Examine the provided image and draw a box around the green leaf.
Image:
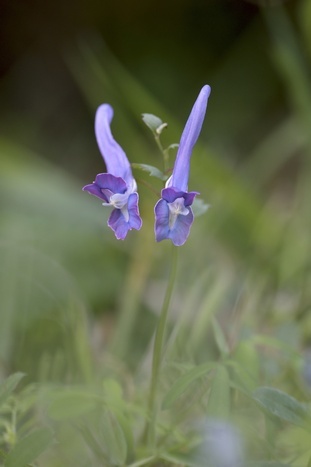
[231,341,260,391]
[166,143,179,152]
[141,113,167,134]
[252,387,310,427]
[160,452,201,467]
[207,365,231,418]
[132,163,166,180]
[211,317,229,357]
[101,410,127,466]
[192,198,210,217]
[103,378,123,403]
[127,457,156,467]
[48,390,97,420]
[102,379,134,458]
[5,428,53,467]
[248,463,291,466]
[162,362,215,409]
[0,373,25,408]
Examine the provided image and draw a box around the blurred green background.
[2,0,311,464]
[1,0,311,396]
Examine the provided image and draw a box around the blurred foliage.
[1,0,311,464]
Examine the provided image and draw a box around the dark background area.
[1,0,283,178]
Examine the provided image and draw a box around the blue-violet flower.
[83,104,142,240]
[154,85,211,246]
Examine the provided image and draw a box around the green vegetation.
[1,1,311,465]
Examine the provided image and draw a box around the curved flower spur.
[154,85,211,246]
[83,104,142,240]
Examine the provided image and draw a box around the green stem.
[154,135,169,174]
[146,245,178,446]
[135,177,161,198]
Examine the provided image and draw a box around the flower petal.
[162,187,185,204]
[127,193,143,230]
[155,197,194,246]
[162,187,198,206]
[82,182,108,202]
[83,173,128,203]
[154,199,170,242]
[108,193,142,240]
[169,208,194,246]
[171,85,211,191]
[95,104,133,184]
[95,173,127,194]
[108,209,131,240]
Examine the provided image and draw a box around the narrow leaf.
[5,428,53,467]
[162,362,215,409]
[160,452,200,467]
[231,341,260,391]
[112,410,134,462]
[0,373,25,408]
[128,457,156,467]
[103,379,134,459]
[141,113,167,134]
[48,391,97,420]
[101,410,127,465]
[192,198,210,217]
[211,317,229,357]
[132,163,165,180]
[103,378,123,403]
[166,143,179,152]
[252,386,310,427]
[207,365,231,418]
[248,463,291,466]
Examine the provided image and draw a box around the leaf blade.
[162,362,215,409]
[0,373,25,408]
[132,163,166,180]
[207,365,231,418]
[252,386,310,427]
[5,428,53,467]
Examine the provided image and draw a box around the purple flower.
[154,85,211,246]
[83,104,142,240]
[196,419,244,467]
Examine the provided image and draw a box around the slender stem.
[146,245,178,446]
[154,135,170,174]
[135,177,161,198]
